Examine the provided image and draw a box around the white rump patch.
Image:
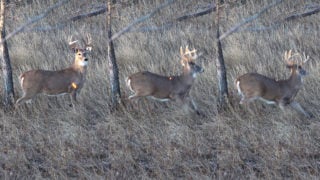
[236,81,242,96]
[126,78,134,92]
[20,77,24,87]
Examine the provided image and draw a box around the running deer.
[235,50,312,118]
[15,35,92,108]
[126,46,204,114]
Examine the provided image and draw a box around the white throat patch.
[79,61,88,66]
[192,72,197,78]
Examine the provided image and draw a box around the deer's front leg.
[290,101,313,119]
[189,98,202,116]
[68,82,79,108]
[174,94,201,116]
[190,99,197,110]
[70,90,78,106]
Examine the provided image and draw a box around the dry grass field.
[0,0,319,179]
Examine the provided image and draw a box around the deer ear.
[70,47,78,53]
[181,59,186,66]
[86,46,92,52]
[286,65,293,69]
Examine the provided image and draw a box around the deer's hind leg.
[15,91,36,108]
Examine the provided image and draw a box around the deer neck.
[180,68,195,85]
[71,62,87,74]
[286,70,303,90]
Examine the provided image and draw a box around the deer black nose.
[84,58,88,61]
[300,69,307,76]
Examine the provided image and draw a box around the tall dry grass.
[0,0,319,179]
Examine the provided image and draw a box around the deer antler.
[189,48,198,60]
[184,46,198,61]
[86,34,92,46]
[180,46,184,57]
[302,52,310,64]
[85,34,93,51]
[68,36,78,50]
[180,46,188,65]
[284,50,294,65]
[295,52,310,65]
[285,50,310,66]
[180,46,198,66]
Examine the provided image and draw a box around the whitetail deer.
[235,50,312,118]
[126,46,204,114]
[15,35,92,108]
